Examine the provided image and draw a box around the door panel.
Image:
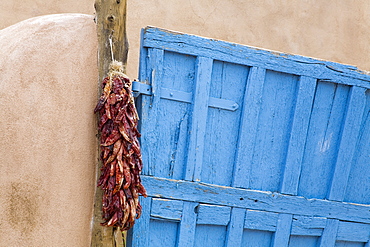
[129,27,370,247]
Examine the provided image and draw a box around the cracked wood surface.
[130,27,370,246]
[91,0,128,246]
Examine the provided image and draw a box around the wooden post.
[91,0,128,246]
[94,0,128,82]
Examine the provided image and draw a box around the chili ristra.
[94,61,147,231]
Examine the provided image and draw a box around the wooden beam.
[141,175,370,224]
[91,0,128,246]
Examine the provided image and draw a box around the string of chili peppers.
[94,60,147,231]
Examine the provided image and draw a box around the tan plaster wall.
[126,0,370,77]
[0,14,98,246]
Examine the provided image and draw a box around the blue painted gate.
[128,27,370,247]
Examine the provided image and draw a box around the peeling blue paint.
[129,27,370,247]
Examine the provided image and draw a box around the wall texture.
[125,0,370,77]
[0,14,98,246]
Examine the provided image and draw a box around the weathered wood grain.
[242,230,274,247]
[232,66,265,189]
[131,27,370,247]
[290,215,326,236]
[196,204,231,226]
[298,82,349,199]
[248,70,298,191]
[280,76,317,195]
[319,219,339,247]
[328,86,367,201]
[128,197,151,247]
[336,221,370,242]
[344,89,370,205]
[140,48,164,176]
[244,210,278,232]
[177,202,198,246]
[202,61,249,187]
[147,220,178,247]
[185,57,213,181]
[225,208,245,247]
[289,235,320,247]
[156,87,239,111]
[151,198,183,221]
[92,0,128,246]
[195,225,228,247]
[271,214,292,247]
[95,0,128,82]
[141,50,194,180]
[141,176,370,224]
[143,27,370,89]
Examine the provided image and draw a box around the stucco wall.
[0,14,98,246]
[126,0,370,77]
[1,0,370,77]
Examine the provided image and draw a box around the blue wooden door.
[128,27,370,247]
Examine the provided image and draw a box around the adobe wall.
[0,14,98,246]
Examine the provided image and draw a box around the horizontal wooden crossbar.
[141,175,370,224]
[142,27,370,89]
[161,88,239,111]
[132,81,239,111]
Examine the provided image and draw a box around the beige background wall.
[0,14,98,246]
[1,0,369,77]
[0,1,369,246]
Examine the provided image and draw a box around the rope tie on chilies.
[109,35,114,62]
[107,34,130,88]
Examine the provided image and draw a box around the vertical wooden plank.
[250,71,299,191]
[344,95,370,204]
[185,57,213,181]
[319,219,339,247]
[177,202,198,247]
[148,52,196,179]
[271,213,292,247]
[232,67,266,188]
[365,222,370,247]
[140,48,164,176]
[138,29,148,84]
[298,82,349,199]
[201,62,249,187]
[280,76,317,195]
[130,197,152,247]
[328,86,367,201]
[225,208,245,247]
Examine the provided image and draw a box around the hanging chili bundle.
[94,61,147,231]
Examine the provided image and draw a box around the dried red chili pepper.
[95,61,147,231]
